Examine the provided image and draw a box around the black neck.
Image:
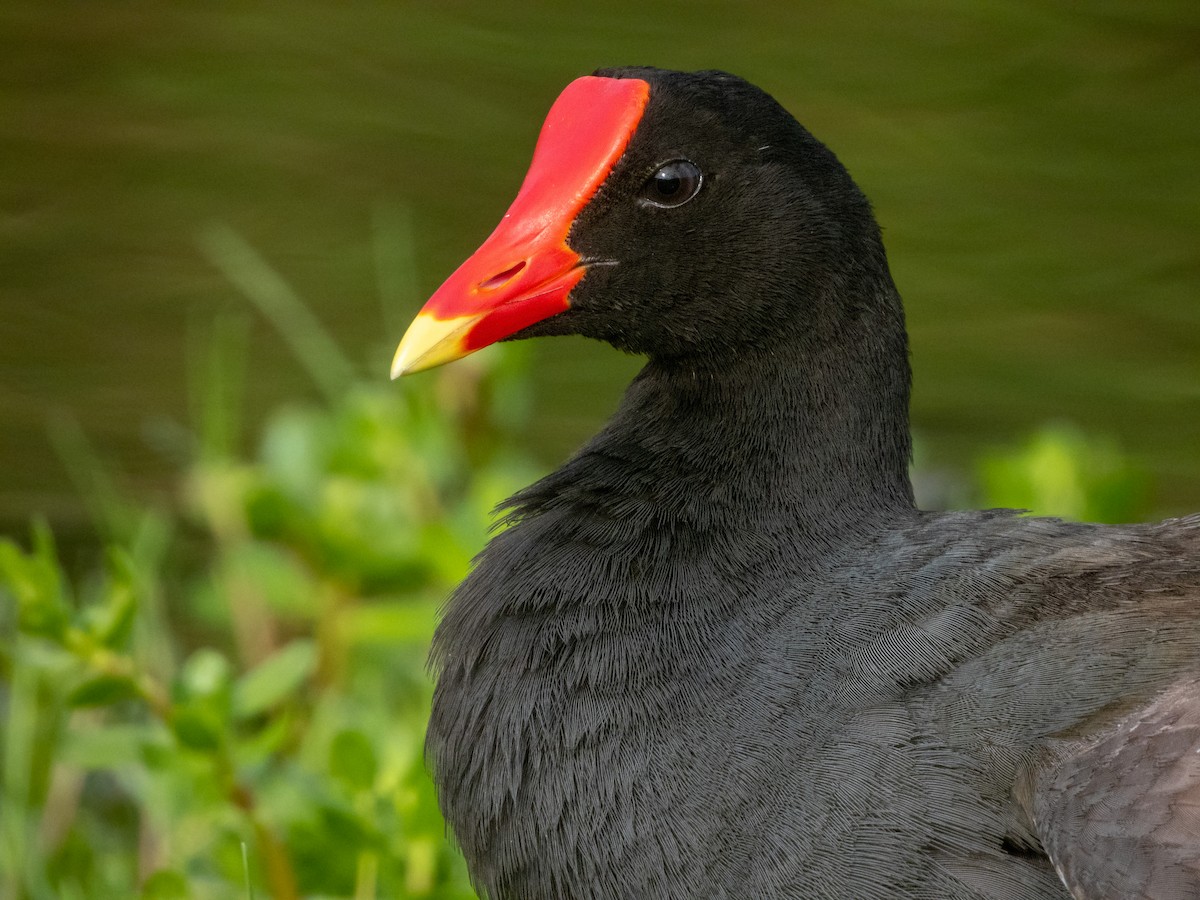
[508,294,916,552]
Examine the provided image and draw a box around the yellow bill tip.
[390,312,480,378]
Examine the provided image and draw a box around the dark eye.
[640,159,703,208]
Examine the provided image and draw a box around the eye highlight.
[639,160,703,208]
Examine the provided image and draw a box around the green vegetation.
[0,230,542,899]
[0,230,1151,898]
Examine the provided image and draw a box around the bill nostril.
[479,261,527,291]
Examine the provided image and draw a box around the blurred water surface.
[2,1,1198,537]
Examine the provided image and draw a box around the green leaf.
[178,648,234,702]
[235,704,294,761]
[171,704,223,754]
[0,526,70,641]
[60,723,160,769]
[340,599,441,646]
[232,639,318,719]
[318,800,374,849]
[140,869,191,900]
[95,547,138,649]
[139,735,176,771]
[329,728,377,792]
[67,673,140,708]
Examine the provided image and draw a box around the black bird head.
[392,66,904,375]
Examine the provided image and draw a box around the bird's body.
[395,68,1200,898]
[430,371,1200,900]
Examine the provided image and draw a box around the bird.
[391,67,1200,900]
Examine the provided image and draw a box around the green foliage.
[0,228,544,899]
[977,423,1149,522]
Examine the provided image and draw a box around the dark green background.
[3,1,1198,535]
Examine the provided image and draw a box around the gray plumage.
[421,68,1200,899]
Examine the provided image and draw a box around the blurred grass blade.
[199,223,357,401]
[242,841,255,900]
[188,310,251,462]
[2,644,57,899]
[47,414,138,542]
[372,200,421,349]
